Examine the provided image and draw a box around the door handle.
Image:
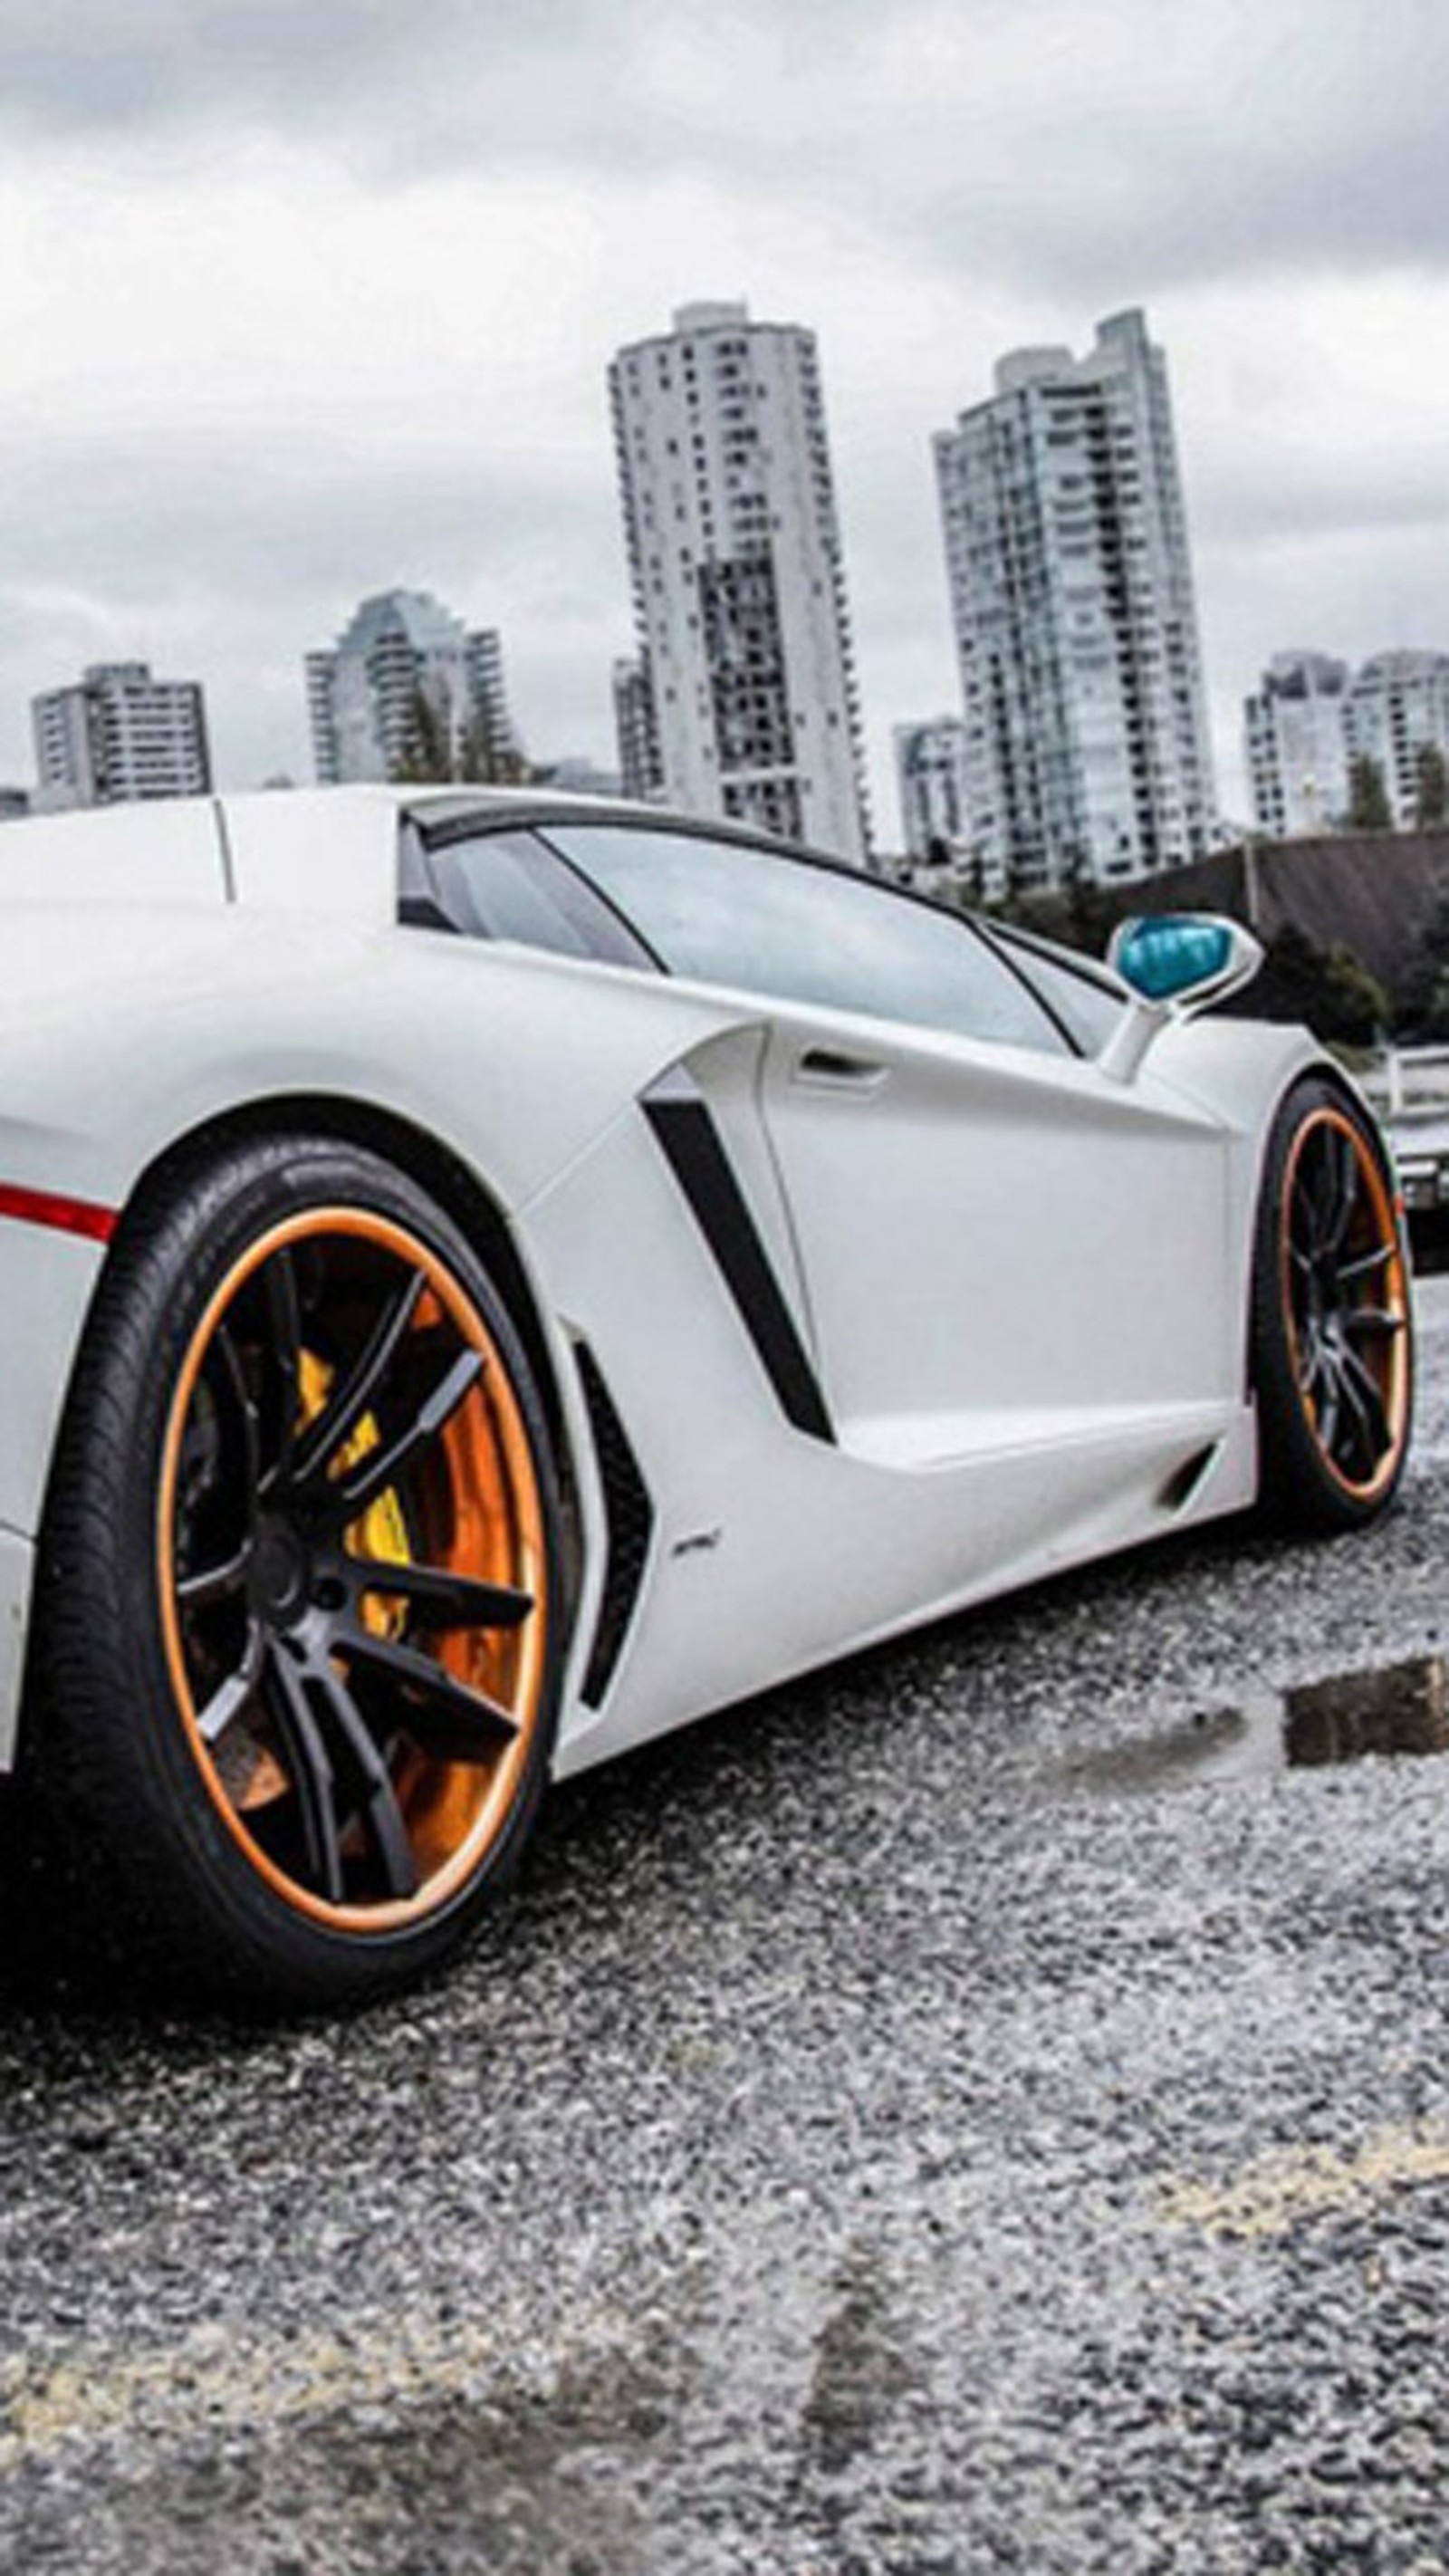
[793,1047,888,1092]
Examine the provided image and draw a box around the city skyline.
[14,560,1449,860]
[0,3,1444,831]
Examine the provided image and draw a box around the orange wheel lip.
[1278,1107,1411,1504]
[157,1206,549,1937]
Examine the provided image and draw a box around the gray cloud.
[5,1,1447,299]
[0,2,573,139]
[1,0,1447,830]
[1193,464,1449,552]
[0,431,611,605]
[973,76,1449,299]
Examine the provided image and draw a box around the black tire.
[23,1133,563,2013]
[1251,1076,1413,1533]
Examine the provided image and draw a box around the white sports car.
[0,788,1413,2008]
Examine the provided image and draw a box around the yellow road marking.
[1156,2120,1449,2241]
[0,2302,605,2469]
[9,2121,1449,2465]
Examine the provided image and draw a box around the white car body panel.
[0,797,227,905]
[523,1109,1259,1774]
[0,786,1345,1774]
[759,1009,1235,1456]
[221,785,398,923]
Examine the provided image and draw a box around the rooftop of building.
[672,299,750,332]
[613,300,811,362]
[331,590,471,658]
[1353,649,1449,687]
[989,308,1153,399]
[1259,651,1350,698]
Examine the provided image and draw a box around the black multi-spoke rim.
[1281,1110,1410,1499]
[158,1210,548,1929]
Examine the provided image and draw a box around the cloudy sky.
[0,0,1445,833]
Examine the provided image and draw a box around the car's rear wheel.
[25,1134,561,2011]
[1252,1078,1412,1532]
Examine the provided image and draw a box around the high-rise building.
[307,589,515,784]
[1243,652,1350,838]
[609,300,868,862]
[894,716,970,860]
[611,656,662,803]
[1343,651,1449,827]
[934,309,1215,889]
[32,662,212,809]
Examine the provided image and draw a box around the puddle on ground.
[1062,1655,1449,1800]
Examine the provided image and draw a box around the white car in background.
[0,788,1414,2008]
[1367,1044,1449,1234]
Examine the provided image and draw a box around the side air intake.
[574,1343,655,1709]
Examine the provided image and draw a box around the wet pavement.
[1058,1652,1449,1798]
[2,1282,1449,2569]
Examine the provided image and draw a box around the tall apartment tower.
[1244,651,1350,838]
[934,309,1215,889]
[609,300,869,862]
[1343,651,1449,826]
[307,588,515,784]
[32,661,212,808]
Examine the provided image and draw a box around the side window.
[987,928,1125,1053]
[412,829,654,970]
[543,824,1068,1053]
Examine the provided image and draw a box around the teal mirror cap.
[1112,915,1233,1004]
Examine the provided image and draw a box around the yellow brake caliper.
[298,1350,410,1639]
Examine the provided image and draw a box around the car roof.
[0,783,804,924]
[220,784,854,924]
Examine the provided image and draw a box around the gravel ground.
[2,1283,1448,2571]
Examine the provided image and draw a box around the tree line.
[1346,743,1448,834]
[389,684,531,787]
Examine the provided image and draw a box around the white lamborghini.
[0,787,1413,2007]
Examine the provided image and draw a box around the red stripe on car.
[0,1183,117,1243]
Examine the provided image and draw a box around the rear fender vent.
[574,1342,655,1710]
[1157,1444,1219,1515]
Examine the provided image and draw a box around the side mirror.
[1099,913,1263,1082]
[1108,913,1262,1011]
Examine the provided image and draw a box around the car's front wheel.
[1252,1077,1413,1532]
[26,1133,562,2011]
